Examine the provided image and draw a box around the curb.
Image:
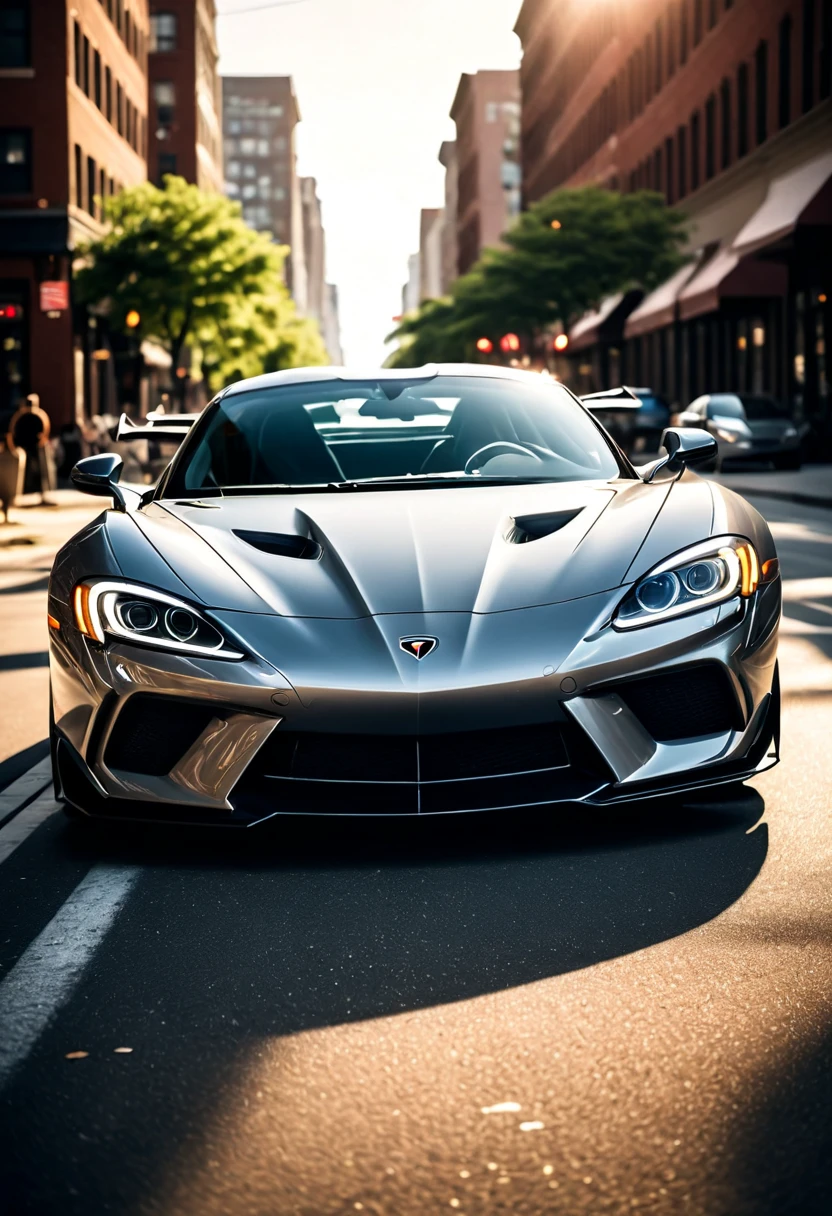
[721,487,832,510]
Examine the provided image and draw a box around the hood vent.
[233,530,322,560]
[506,508,583,545]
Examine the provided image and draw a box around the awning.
[568,289,643,351]
[732,148,832,257]
[677,244,786,321]
[624,256,703,339]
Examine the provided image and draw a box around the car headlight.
[614,538,774,630]
[72,580,244,659]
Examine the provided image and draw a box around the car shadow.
[0,783,769,1216]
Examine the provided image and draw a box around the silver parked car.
[49,365,781,825]
[677,392,802,471]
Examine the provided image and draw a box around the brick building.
[515,0,832,444]
[450,70,522,275]
[0,0,149,428]
[148,0,222,191]
[222,76,307,309]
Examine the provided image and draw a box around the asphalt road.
[0,489,830,1216]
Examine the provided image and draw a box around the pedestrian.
[6,393,55,506]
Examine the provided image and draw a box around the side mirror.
[643,427,717,483]
[70,453,127,511]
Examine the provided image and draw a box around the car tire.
[774,454,801,471]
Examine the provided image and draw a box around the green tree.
[387,187,689,366]
[75,176,326,391]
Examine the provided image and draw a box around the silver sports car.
[48,365,781,825]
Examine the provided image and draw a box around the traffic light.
[499,333,520,353]
[476,337,493,353]
[125,309,141,328]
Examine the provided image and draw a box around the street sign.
[39,281,69,312]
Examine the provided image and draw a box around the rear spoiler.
[116,412,200,442]
[580,386,641,409]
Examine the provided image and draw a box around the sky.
[216,0,523,365]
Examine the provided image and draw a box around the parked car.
[581,386,671,457]
[676,393,802,471]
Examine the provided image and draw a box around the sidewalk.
[707,465,832,509]
[0,490,104,552]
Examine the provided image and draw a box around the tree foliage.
[75,176,329,390]
[387,187,689,367]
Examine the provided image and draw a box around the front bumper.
[49,579,780,823]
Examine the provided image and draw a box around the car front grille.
[232,721,611,816]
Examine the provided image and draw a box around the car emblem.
[400,636,438,660]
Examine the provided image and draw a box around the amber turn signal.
[736,543,760,596]
[47,613,60,631]
[73,584,95,636]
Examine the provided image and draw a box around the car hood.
[128,476,714,618]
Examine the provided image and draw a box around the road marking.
[0,757,52,829]
[0,863,139,1088]
[0,789,63,865]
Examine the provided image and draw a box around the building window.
[737,61,749,157]
[86,155,96,216]
[0,129,31,194]
[105,66,112,121]
[73,20,82,88]
[690,110,701,190]
[655,18,663,91]
[680,0,689,64]
[667,3,676,77]
[653,146,663,193]
[0,1,30,68]
[153,81,175,126]
[693,0,703,45]
[677,124,687,198]
[74,144,83,208]
[705,94,716,179]
[150,12,177,52]
[157,152,177,183]
[99,166,106,207]
[82,35,90,96]
[821,0,831,99]
[779,16,792,128]
[708,0,717,28]
[802,0,815,112]
[720,77,731,168]
[755,40,768,144]
[93,50,102,109]
[665,135,675,202]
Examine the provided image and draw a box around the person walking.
[6,393,54,506]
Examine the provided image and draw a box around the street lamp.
[554,333,569,351]
[476,337,493,353]
[125,309,141,329]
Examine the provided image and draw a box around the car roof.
[221,363,552,398]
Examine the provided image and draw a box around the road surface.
[0,489,830,1215]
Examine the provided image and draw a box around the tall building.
[515,0,832,444]
[323,282,343,365]
[300,176,325,327]
[148,1,223,191]
[401,252,421,316]
[450,69,522,275]
[438,140,459,293]
[0,0,149,428]
[418,207,443,300]
[222,76,307,309]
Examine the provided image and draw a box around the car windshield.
[709,393,790,421]
[168,374,623,493]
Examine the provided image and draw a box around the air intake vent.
[104,695,219,775]
[233,530,322,560]
[614,664,743,742]
[506,509,582,544]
